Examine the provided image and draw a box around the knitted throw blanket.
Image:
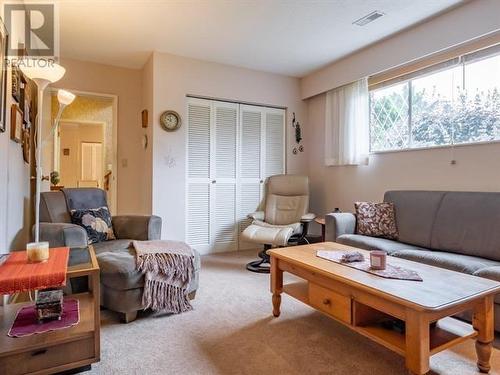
[133,240,194,314]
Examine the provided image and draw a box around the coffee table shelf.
[355,317,477,356]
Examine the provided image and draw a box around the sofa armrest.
[325,213,356,241]
[248,211,265,221]
[112,215,162,240]
[300,213,316,222]
[37,223,88,248]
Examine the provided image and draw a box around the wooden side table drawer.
[309,283,351,324]
[0,337,94,375]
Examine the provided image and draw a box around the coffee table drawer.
[309,283,351,323]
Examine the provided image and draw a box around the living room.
[0,0,500,374]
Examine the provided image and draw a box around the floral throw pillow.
[354,202,398,240]
[70,207,116,244]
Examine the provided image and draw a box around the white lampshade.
[19,60,66,84]
[57,89,76,105]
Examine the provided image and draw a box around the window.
[369,48,500,152]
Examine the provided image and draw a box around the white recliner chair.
[242,174,315,273]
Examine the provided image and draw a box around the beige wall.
[150,51,307,241]
[54,58,146,214]
[303,0,500,224]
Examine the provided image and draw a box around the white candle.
[26,242,50,263]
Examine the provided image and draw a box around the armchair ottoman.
[38,188,200,323]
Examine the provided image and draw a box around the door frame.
[49,88,118,213]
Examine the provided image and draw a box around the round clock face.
[160,111,181,132]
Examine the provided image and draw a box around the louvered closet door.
[187,98,212,254]
[263,107,285,178]
[213,101,238,252]
[238,104,264,249]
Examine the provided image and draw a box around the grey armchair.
[38,188,200,323]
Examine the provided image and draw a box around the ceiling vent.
[353,11,385,26]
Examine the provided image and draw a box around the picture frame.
[11,66,21,103]
[0,19,7,133]
[10,104,23,143]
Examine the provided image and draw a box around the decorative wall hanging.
[10,104,22,143]
[141,109,148,128]
[22,129,30,163]
[292,112,304,153]
[0,19,7,133]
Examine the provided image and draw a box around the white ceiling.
[59,0,464,77]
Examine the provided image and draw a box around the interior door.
[80,142,102,187]
[212,101,238,252]
[186,98,212,254]
[263,108,286,178]
[238,104,264,250]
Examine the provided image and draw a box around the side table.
[315,217,326,242]
[0,246,100,374]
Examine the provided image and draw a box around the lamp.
[19,59,66,256]
[51,89,75,182]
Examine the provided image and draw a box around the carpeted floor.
[89,250,500,374]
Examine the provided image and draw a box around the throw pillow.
[70,207,116,244]
[354,202,398,240]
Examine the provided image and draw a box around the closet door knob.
[211,180,216,184]
[260,180,263,183]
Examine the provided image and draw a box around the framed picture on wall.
[0,18,7,133]
[10,104,23,143]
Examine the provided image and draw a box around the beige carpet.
[89,250,500,374]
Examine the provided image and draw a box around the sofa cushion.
[354,202,398,240]
[473,267,500,304]
[96,241,201,291]
[430,192,500,261]
[391,249,500,275]
[336,234,427,255]
[70,207,116,244]
[384,191,445,248]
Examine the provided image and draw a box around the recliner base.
[246,248,271,273]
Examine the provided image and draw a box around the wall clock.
[160,110,181,132]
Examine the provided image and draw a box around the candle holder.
[26,242,50,263]
[370,250,387,270]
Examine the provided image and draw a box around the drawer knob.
[322,298,331,306]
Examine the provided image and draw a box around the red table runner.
[0,248,69,294]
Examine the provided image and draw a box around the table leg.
[473,295,494,373]
[270,256,283,317]
[405,309,430,375]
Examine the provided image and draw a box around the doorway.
[46,90,117,213]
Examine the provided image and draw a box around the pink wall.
[150,52,307,243]
[56,58,147,214]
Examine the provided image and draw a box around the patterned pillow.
[70,207,116,244]
[354,202,398,240]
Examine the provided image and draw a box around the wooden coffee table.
[269,242,500,375]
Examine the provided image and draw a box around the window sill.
[370,138,500,155]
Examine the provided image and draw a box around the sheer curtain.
[324,77,369,166]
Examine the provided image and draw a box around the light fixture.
[19,59,66,248]
[51,89,76,177]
